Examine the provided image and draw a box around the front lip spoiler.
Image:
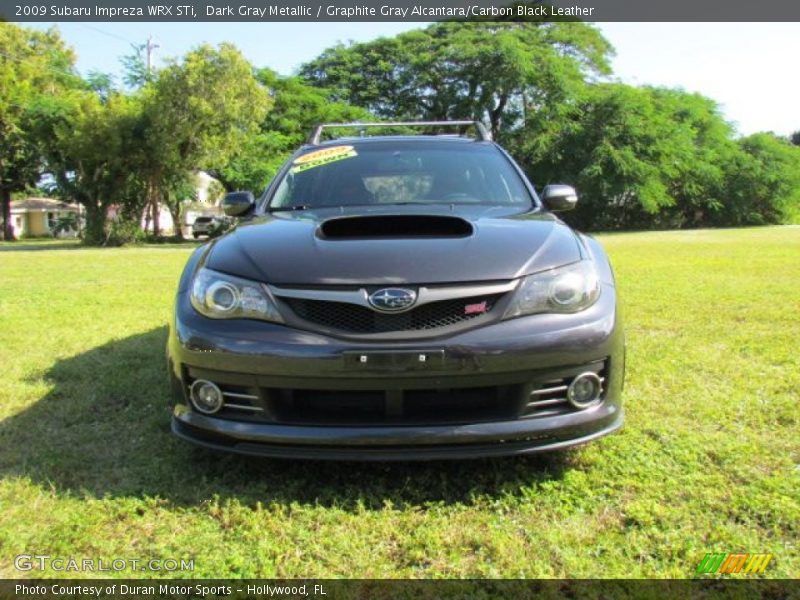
[171,408,623,461]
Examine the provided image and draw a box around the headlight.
[190,267,283,323]
[504,260,600,318]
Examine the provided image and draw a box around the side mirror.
[223,191,255,217]
[542,185,578,212]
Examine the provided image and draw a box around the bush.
[102,219,146,247]
[206,219,233,239]
[52,214,78,236]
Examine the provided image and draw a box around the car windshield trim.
[265,201,524,212]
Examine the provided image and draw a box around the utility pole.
[145,34,159,74]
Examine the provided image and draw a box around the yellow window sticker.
[291,145,357,173]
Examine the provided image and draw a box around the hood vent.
[320,215,473,239]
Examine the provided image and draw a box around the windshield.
[269,142,534,210]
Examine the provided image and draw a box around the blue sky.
[26,21,800,137]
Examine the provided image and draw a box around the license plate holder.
[343,350,446,371]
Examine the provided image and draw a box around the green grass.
[0,228,798,579]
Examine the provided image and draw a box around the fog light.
[567,372,602,408]
[190,380,224,414]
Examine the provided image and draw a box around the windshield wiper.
[268,205,310,212]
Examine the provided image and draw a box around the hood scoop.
[319,215,473,239]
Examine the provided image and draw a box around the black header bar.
[4,0,800,22]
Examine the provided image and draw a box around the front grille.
[280,293,503,334]
[270,386,520,426]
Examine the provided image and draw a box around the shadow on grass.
[0,327,570,510]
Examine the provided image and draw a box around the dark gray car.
[167,121,624,460]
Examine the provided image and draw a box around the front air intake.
[319,215,473,239]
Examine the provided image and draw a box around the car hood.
[204,205,584,285]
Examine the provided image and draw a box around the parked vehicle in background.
[168,121,625,460]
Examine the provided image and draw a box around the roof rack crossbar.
[307,121,492,145]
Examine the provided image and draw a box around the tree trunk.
[490,92,508,140]
[143,203,151,233]
[1,188,15,241]
[148,177,161,237]
[167,193,184,240]
[75,205,83,238]
[83,202,107,246]
[521,91,529,124]
[151,197,160,236]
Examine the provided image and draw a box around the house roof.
[11,198,79,212]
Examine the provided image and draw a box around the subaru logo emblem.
[368,288,417,313]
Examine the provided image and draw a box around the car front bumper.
[167,284,624,460]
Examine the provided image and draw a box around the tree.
[210,68,372,192]
[528,84,742,229]
[136,43,271,238]
[120,43,152,89]
[720,133,800,225]
[205,178,225,204]
[0,24,79,240]
[163,172,198,238]
[85,71,116,103]
[299,22,612,139]
[33,91,145,244]
[651,88,741,227]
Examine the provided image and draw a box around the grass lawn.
[0,227,797,579]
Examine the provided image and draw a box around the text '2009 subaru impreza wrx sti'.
[167,121,624,460]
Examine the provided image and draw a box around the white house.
[10,198,81,238]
